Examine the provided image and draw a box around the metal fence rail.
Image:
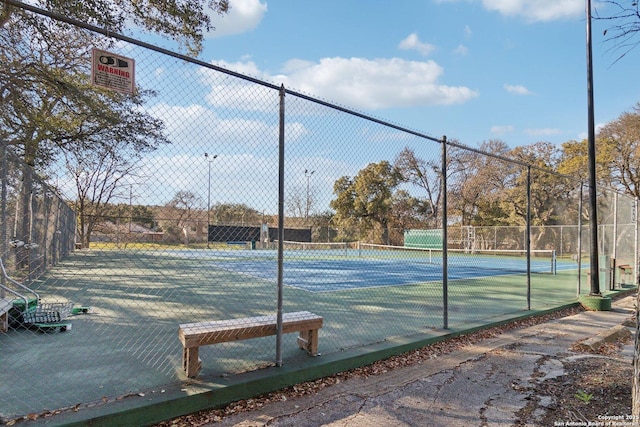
[0,1,638,424]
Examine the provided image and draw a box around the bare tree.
[596,1,640,62]
[164,192,204,244]
[65,143,142,248]
[286,184,317,225]
[597,104,640,198]
[1,8,168,252]
[447,140,513,227]
[599,8,640,411]
[394,147,442,228]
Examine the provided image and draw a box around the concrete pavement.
[207,294,637,427]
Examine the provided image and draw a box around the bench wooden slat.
[179,311,323,348]
[179,311,321,332]
[178,310,323,378]
[0,298,13,314]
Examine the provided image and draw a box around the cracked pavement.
[206,296,636,427]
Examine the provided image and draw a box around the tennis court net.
[357,243,557,274]
[274,240,351,255]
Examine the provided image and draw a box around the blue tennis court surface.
[175,249,578,293]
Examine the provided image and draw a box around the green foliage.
[105,204,155,229]
[558,103,640,199]
[575,389,594,404]
[352,161,400,223]
[211,203,262,225]
[1,10,170,169]
[331,161,409,244]
[597,104,640,197]
[0,0,230,56]
[1,6,172,249]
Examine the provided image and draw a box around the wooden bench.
[0,298,13,333]
[617,264,634,286]
[178,311,323,378]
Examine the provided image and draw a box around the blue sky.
[198,0,640,149]
[84,0,640,210]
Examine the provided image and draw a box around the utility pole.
[204,153,217,249]
[586,0,600,296]
[304,169,314,223]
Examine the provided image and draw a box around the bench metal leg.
[183,347,201,378]
[297,329,319,356]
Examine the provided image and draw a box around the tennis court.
[168,243,575,293]
[0,244,605,423]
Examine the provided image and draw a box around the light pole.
[205,153,218,249]
[585,0,600,296]
[327,215,334,243]
[304,169,314,223]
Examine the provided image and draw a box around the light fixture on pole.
[304,169,315,222]
[205,153,218,249]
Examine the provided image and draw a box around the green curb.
[579,295,612,311]
[40,302,581,427]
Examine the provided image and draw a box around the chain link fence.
[0,146,76,285]
[0,3,638,424]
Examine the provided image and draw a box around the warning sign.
[91,48,135,94]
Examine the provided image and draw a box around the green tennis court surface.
[0,248,598,423]
[167,246,574,292]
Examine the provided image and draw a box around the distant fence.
[208,225,311,243]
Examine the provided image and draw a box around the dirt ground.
[535,340,633,426]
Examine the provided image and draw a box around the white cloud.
[136,152,283,208]
[453,44,469,56]
[147,102,308,146]
[524,128,562,136]
[199,61,278,112]
[491,125,514,135]
[281,59,315,74]
[481,0,582,22]
[148,103,219,141]
[436,0,582,22]
[283,57,479,109]
[504,84,532,95]
[578,123,607,140]
[206,0,267,38]
[208,59,268,80]
[206,57,478,111]
[398,33,436,56]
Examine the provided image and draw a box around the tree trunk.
[17,164,32,271]
[632,289,640,417]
